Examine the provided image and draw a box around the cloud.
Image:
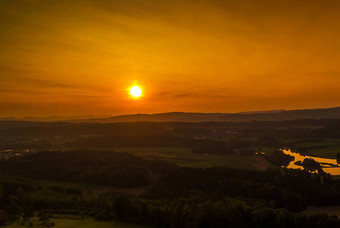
[150,87,235,101]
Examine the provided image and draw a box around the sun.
[130,85,142,98]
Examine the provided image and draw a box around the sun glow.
[130,85,142,98]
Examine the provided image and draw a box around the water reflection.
[282,149,340,175]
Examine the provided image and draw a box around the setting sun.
[130,85,142,98]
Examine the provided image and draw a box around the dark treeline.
[95,196,340,228]
[0,178,92,223]
[192,139,234,155]
[0,150,175,188]
[149,168,340,210]
[1,119,339,154]
[0,119,339,138]
[2,150,340,209]
[0,119,340,226]
[266,150,295,167]
[66,135,197,148]
[2,154,340,227]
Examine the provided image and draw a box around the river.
[281,149,340,175]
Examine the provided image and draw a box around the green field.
[35,179,146,196]
[0,173,146,196]
[1,146,272,198]
[112,147,267,170]
[296,139,340,159]
[6,216,147,228]
[304,206,340,217]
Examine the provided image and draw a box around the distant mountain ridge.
[70,106,340,123]
[1,107,339,123]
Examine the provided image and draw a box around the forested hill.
[72,106,340,123]
[1,106,339,122]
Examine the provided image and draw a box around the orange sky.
[1,0,340,117]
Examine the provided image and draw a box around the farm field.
[36,179,146,196]
[6,216,147,228]
[0,173,147,196]
[296,139,340,159]
[304,206,340,217]
[112,147,269,169]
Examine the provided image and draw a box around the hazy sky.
[1,0,339,117]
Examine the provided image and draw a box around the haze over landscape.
[1,0,340,117]
[1,1,340,228]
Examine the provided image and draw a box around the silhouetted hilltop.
[1,107,339,123]
[72,106,340,123]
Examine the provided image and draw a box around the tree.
[23,206,34,222]
[302,158,321,172]
[39,210,54,228]
[0,210,8,226]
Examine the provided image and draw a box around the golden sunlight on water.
[282,149,340,175]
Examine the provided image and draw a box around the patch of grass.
[304,206,340,217]
[6,217,147,228]
[252,157,277,170]
[34,179,100,191]
[333,175,340,180]
[113,147,263,170]
[210,155,259,169]
[0,174,145,196]
[296,139,340,159]
[113,147,191,157]
[113,147,213,167]
[298,139,338,148]
[307,147,340,159]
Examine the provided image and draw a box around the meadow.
[304,206,340,217]
[295,139,340,158]
[112,147,272,170]
[6,216,146,228]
